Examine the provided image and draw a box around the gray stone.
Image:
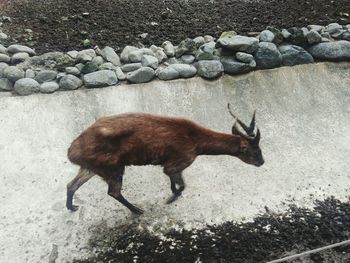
[101,46,121,66]
[162,41,175,57]
[0,44,6,54]
[181,55,195,64]
[76,49,96,63]
[83,70,118,87]
[259,30,275,42]
[306,30,322,44]
[308,41,350,61]
[25,69,36,79]
[220,57,251,75]
[99,62,117,71]
[7,44,35,56]
[121,63,142,72]
[11,52,30,64]
[65,67,80,76]
[266,27,284,44]
[195,42,215,61]
[325,23,343,35]
[92,56,104,65]
[235,52,254,63]
[126,67,155,83]
[35,70,57,83]
[59,74,83,90]
[56,72,67,81]
[193,36,205,48]
[204,35,215,43]
[281,29,292,39]
[0,53,10,63]
[307,24,324,32]
[81,62,99,74]
[141,55,159,69]
[3,66,25,82]
[129,49,143,63]
[157,64,197,80]
[0,32,8,41]
[164,57,180,65]
[321,37,331,43]
[301,27,309,36]
[67,50,78,59]
[321,32,332,40]
[153,49,168,63]
[288,27,307,46]
[39,81,59,93]
[216,35,259,53]
[254,42,282,69]
[0,78,13,91]
[140,48,155,57]
[342,32,350,41]
[0,62,8,77]
[175,38,196,57]
[115,67,126,80]
[75,63,84,72]
[14,78,40,95]
[278,45,314,66]
[195,60,224,79]
[120,46,139,62]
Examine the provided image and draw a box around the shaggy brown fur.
[66,112,264,214]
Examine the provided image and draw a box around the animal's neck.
[197,130,241,156]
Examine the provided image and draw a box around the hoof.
[131,206,144,215]
[67,204,79,212]
[166,194,179,204]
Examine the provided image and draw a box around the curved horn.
[247,110,256,135]
[232,121,254,141]
[227,104,255,136]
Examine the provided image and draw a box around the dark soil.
[73,197,350,263]
[0,0,349,54]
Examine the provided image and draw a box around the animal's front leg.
[107,176,144,215]
[166,172,185,204]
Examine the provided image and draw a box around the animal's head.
[228,104,264,167]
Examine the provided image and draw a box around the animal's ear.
[252,128,261,145]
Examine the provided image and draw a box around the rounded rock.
[101,46,121,66]
[35,70,58,83]
[195,60,224,79]
[11,52,30,64]
[3,66,25,82]
[254,42,282,69]
[83,70,118,88]
[65,67,80,76]
[126,67,155,83]
[40,81,60,93]
[59,74,83,90]
[14,78,40,95]
[0,53,10,63]
[259,30,275,42]
[7,44,36,56]
[157,64,197,80]
[0,78,13,91]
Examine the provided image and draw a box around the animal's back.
[67,113,204,171]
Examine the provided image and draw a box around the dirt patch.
[0,0,349,54]
[73,197,350,263]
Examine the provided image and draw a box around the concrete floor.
[0,62,349,262]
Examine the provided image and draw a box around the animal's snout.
[255,160,264,167]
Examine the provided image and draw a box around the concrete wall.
[0,62,349,262]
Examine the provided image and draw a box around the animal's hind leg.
[66,168,95,211]
[107,175,144,215]
[166,172,185,204]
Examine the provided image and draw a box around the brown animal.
[66,104,264,214]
